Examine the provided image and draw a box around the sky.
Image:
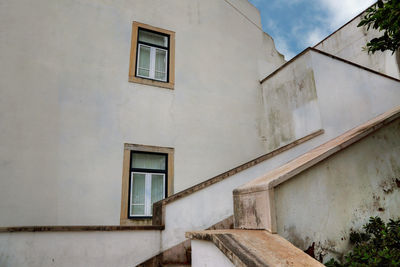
[248,0,376,60]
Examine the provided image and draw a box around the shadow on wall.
[397,49,400,75]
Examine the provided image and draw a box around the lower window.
[129,151,167,217]
[120,144,174,225]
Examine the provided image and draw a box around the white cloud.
[249,0,376,59]
[316,0,376,29]
[263,18,296,60]
[302,0,375,51]
[274,36,296,60]
[265,19,277,32]
[305,28,326,47]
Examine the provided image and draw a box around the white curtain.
[155,49,167,81]
[138,45,150,77]
[132,153,166,170]
[131,173,145,215]
[139,30,167,47]
[151,174,164,205]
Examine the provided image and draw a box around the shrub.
[325,217,400,267]
[357,0,400,54]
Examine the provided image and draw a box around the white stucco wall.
[315,15,400,79]
[191,240,234,267]
[261,50,400,149]
[261,52,322,151]
[160,50,400,256]
[160,47,400,249]
[0,0,285,226]
[0,230,161,267]
[274,119,400,263]
[310,50,400,137]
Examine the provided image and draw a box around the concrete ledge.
[0,225,164,232]
[233,106,400,232]
[186,229,323,267]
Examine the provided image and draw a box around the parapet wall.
[315,13,400,79]
[275,117,400,262]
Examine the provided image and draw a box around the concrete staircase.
[134,131,323,266]
[135,46,400,265]
[187,106,400,266]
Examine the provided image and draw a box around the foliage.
[357,0,400,54]
[325,217,400,267]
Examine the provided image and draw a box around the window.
[137,29,168,82]
[120,144,174,225]
[129,152,167,217]
[129,22,175,89]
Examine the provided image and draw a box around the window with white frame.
[129,151,167,217]
[136,28,169,82]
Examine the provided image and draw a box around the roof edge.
[313,2,376,48]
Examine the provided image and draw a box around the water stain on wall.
[263,68,319,151]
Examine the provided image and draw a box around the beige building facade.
[0,0,400,266]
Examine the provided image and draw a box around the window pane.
[132,173,145,204]
[151,174,165,205]
[155,49,167,81]
[132,153,166,170]
[138,45,150,78]
[131,173,145,216]
[131,205,145,216]
[138,68,150,77]
[139,29,168,47]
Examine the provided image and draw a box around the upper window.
[129,22,175,89]
[137,29,169,82]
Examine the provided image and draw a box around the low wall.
[160,131,323,250]
[274,119,400,263]
[0,230,161,267]
[261,51,322,151]
[191,240,234,267]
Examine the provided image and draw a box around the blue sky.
[248,0,375,60]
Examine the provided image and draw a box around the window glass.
[131,204,145,215]
[138,45,151,77]
[132,153,166,170]
[131,173,145,215]
[151,174,164,205]
[130,152,167,217]
[155,49,167,81]
[138,29,168,47]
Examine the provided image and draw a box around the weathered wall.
[161,48,400,248]
[311,50,400,139]
[191,240,234,267]
[0,0,285,226]
[315,15,400,79]
[261,52,322,151]
[260,48,400,153]
[0,230,161,267]
[274,119,400,263]
[233,48,400,233]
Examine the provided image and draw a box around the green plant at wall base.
[325,217,400,267]
[357,0,400,54]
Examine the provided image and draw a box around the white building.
[0,0,399,266]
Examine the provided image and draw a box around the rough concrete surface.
[187,229,324,266]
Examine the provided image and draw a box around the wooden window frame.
[129,22,175,90]
[120,144,174,225]
[129,151,167,218]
